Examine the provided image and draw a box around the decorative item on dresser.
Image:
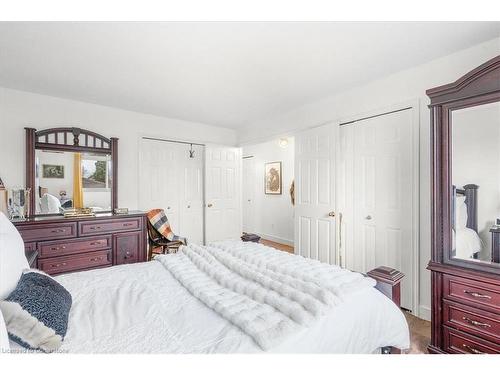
[427,55,500,354]
[15,126,147,275]
[12,212,147,275]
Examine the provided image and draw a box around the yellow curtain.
[73,153,84,209]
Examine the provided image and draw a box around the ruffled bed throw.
[155,240,376,350]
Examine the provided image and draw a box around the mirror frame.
[25,127,118,216]
[427,54,500,275]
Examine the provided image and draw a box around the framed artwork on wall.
[265,161,282,195]
[42,164,65,179]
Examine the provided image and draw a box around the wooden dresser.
[427,55,500,354]
[12,212,147,275]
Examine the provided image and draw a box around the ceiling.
[0,22,499,130]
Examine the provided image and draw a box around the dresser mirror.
[451,101,500,265]
[35,150,113,214]
[26,127,118,216]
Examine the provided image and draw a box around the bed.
[452,184,482,259]
[4,239,410,354]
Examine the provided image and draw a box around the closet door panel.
[346,109,414,310]
[179,144,204,244]
[295,123,336,264]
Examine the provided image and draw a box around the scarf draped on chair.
[146,209,187,244]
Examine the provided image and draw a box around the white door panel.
[139,139,204,244]
[294,123,336,264]
[205,145,242,243]
[242,157,256,233]
[340,109,415,310]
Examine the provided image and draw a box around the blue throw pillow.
[0,271,72,352]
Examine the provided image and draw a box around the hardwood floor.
[404,311,431,354]
[259,238,294,254]
[259,238,431,354]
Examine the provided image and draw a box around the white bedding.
[455,227,482,259]
[9,241,410,353]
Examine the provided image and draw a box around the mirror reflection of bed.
[35,149,112,214]
[452,101,500,264]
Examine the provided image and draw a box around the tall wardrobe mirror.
[451,100,500,264]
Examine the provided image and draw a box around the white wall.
[0,87,238,210]
[242,138,294,245]
[239,37,500,320]
[36,150,74,200]
[453,102,500,261]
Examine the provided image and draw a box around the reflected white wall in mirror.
[35,150,112,214]
[452,101,500,263]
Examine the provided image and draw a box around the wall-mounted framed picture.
[265,161,282,195]
[42,164,65,179]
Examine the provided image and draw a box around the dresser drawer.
[79,217,142,236]
[38,235,112,258]
[444,326,500,354]
[17,222,77,242]
[444,300,500,343]
[38,250,111,275]
[114,231,142,265]
[443,274,500,312]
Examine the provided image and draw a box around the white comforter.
[12,241,410,353]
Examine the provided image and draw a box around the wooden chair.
[146,220,185,260]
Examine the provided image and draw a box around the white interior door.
[242,157,256,233]
[340,109,415,311]
[294,123,336,264]
[179,144,204,244]
[205,145,242,243]
[139,138,180,232]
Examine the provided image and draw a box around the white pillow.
[455,195,468,230]
[0,307,9,352]
[40,193,61,214]
[0,212,29,300]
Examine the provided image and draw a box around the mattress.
[8,250,410,353]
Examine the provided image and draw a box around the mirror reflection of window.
[452,101,500,264]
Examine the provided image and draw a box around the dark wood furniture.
[489,227,500,263]
[25,127,118,215]
[427,55,500,354]
[146,220,184,259]
[13,212,147,275]
[368,266,405,354]
[15,126,147,275]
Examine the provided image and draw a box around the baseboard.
[256,233,294,247]
[419,305,431,321]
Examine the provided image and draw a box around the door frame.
[335,99,420,316]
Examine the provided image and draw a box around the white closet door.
[242,157,256,234]
[342,109,414,310]
[179,144,204,245]
[294,123,336,264]
[139,138,180,232]
[205,145,242,243]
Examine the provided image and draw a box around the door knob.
[207,203,213,208]
[365,215,372,220]
[328,211,335,217]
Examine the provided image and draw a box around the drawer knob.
[463,290,492,299]
[123,223,133,227]
[51,229,66,233]
[90,226,102,230]
[51,262,67,268]
[90,242,102,246]
[462,344,484,354]
[462,316,491,328]
[90,257,103,262]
